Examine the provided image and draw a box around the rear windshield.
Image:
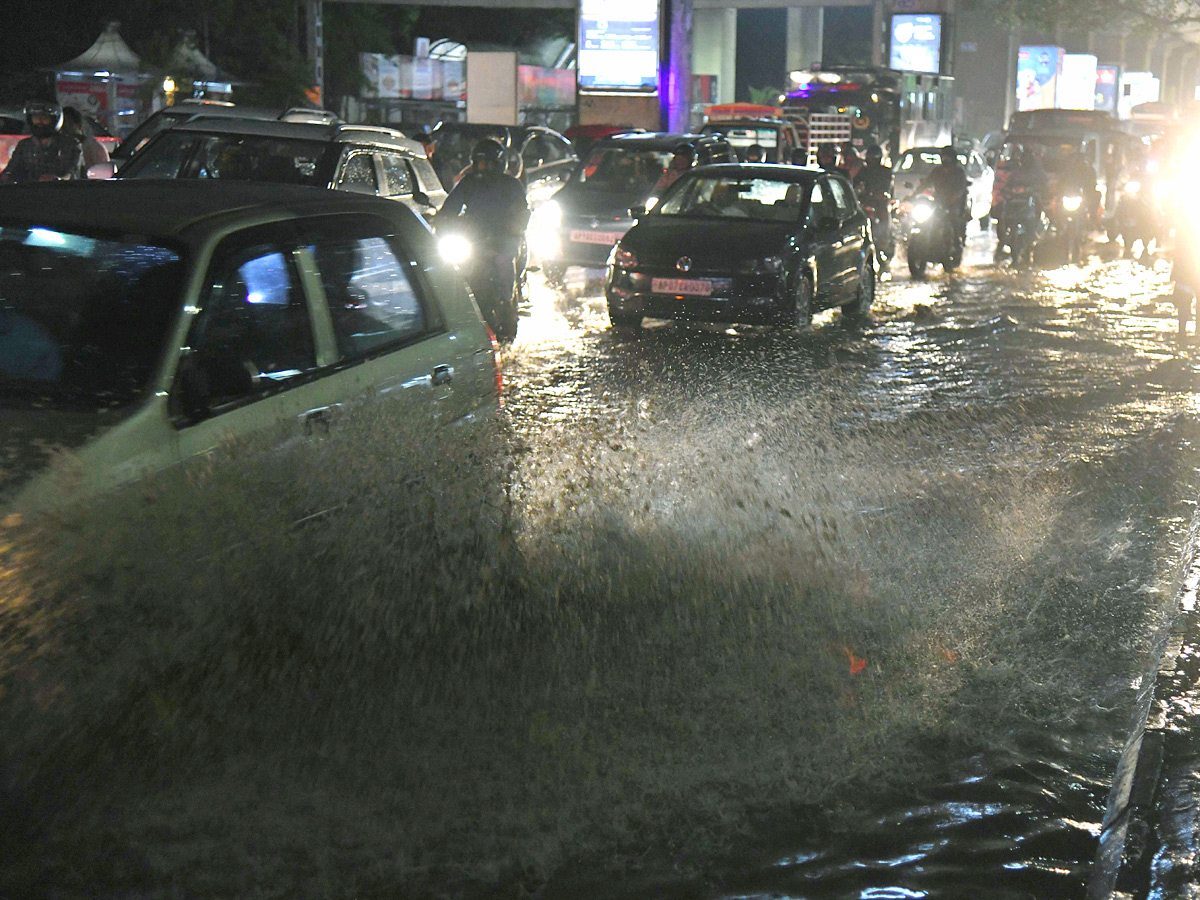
[576,147,674,190]
[121,132,334,186]
[0,225,184,410]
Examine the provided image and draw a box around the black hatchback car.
[530,132,737,284]
[605,163,875,330]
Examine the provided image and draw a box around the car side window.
[378,153,413,197]
[338,151,378,193]
[181,241,317,416]
[410,157,442,195]
[807,181,836,228]
[827,178,855,216]
[308,231,430,360]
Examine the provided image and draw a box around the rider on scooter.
[853,144,895,266]
[437,138,530,340]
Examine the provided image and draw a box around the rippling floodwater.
[508,234,1200,899]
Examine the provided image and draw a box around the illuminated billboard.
[1060,54,1097,110]
[889,14,942,74]
[1016,45,1063,111]
[578,0,659,91]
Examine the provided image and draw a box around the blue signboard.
[889,14,942,74]
[578,0,660,91]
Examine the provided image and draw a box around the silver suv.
[110,117,448,219]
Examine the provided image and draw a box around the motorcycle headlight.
[530,199,562,231]
[912,200,934,223]
[1124,180,1141,195]
[438,234,472,265]
[1062,195,1083,212]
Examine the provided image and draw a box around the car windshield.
[655,175,806,222]
[0,225,184,410]
[113,110,189,159]
[120,132,332,185]
[576,147,674,189]
[999,137,1084,172]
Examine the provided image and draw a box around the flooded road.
[504,233,1200,899]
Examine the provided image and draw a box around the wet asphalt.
[502,229,1200,899]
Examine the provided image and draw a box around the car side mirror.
[413,190,435,208]
[177,350,257,424]
[87,161,116,180]
[629,204,647,219]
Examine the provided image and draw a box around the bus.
[781,66,955,165]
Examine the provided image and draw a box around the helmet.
[471,138,506,168]
[815,143,837,165]
[25,100,63,138]
[865,144,883,163]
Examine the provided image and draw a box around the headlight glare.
[439,234,472,265]
[1062,195,1083,212]
[912,201,934,223]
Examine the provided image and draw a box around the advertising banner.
[889,14,942,74]
[519,65,577,108]
[1016,45,1064,111]
[1094,65,1119,113]
[1059,54,1097,110]
[1118,71,1160,119]
[578,0,659,91]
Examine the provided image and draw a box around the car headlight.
[438,234,472,265]
[912,200,934,223]
[1062,194,1083,212]
[612,246,638,269]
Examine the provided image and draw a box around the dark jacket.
[439,168,530,251]
[0,133,83,183]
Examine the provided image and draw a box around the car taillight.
[613,246,638,269]
[485,324,504,408]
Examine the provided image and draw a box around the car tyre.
[845,256,875,319]
[908,253,927,280]
[787,272,814,329]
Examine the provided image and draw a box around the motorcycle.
[1050,191,1088,264]
[906,191,962,279]
[436,218,525,343]
[994,187,1046,268]
[1110,177,1164,261]
[859,193,896,273]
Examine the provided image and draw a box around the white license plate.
[652,277,714,297]
[569,229,622,245]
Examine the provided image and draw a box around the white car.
[0,180,500,510]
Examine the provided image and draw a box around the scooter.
[906,192,962,279]
[994,187,1046,268]
[1111,178,1164,261]
[1050,191,1088,264]
[437,218,524,343]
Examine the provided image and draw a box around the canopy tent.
[50,22,148,135]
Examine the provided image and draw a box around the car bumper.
[606,269,789,324]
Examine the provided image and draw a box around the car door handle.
[431,364,454,386]
[301,404,340,433]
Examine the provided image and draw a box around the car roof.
[0,181,420,241]
[164,116,426,155]
[591,132,727,151]
[686,162,823,182]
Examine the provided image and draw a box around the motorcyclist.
[918,146,969,244]
[437,138,530,338]
[1060,147,1098,225]
[992,145,1048,263]
[853,144,895,264]
[839,141,864,180]
[815,143,849,178]
[0,100,83,184]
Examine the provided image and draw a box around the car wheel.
[609,308,643,330]
[845,256,875,319]
[785,272,814,329]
